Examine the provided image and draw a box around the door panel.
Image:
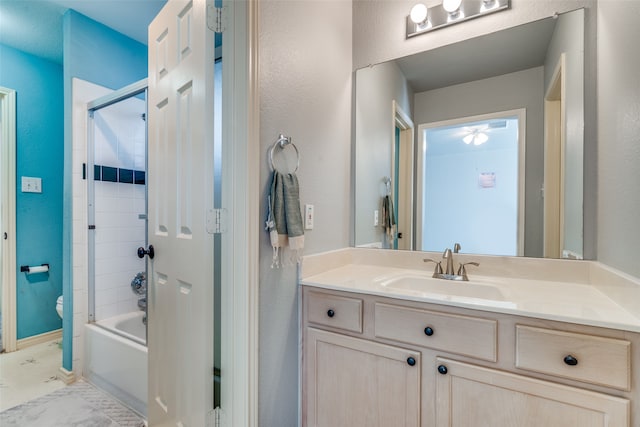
[148,0,216,425]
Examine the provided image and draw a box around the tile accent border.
[82,163,146,185]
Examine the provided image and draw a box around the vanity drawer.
[374,303,497,361]
[306,291,363,333]
[515,325,631,390]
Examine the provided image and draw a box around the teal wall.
[0,44,64,340]
[61,10,148,370]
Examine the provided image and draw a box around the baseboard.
[16,328,62,350]
[58,367,76,385]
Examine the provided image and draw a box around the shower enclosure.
[83,79,149,416]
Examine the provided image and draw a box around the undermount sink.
[379,274,505,301]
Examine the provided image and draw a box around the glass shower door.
[87,81,148,345]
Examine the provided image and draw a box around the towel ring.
[269,133,300,173]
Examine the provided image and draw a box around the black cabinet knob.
[563,355,578,366]
[327,309,335,318]
[137,245,155,259]
[437,365,448,375]
[424,326,434,336]
[407,357,416,366]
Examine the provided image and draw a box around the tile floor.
[0,380,145,427]
[0,339,66,411]
[0,339,145,426]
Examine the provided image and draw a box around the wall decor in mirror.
[354,8,585,259]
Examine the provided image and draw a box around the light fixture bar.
[406,0,510,39]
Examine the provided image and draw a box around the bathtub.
[84,311,148,417]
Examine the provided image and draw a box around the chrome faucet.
[442,248,455,275]
[423,244,480,281]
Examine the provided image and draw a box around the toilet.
[56,295,63,319]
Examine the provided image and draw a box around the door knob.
[137,245,155,259]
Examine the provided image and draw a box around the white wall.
[597,0,640,278]
[258,1,352,425]
[414,67,545,256]
[355,61,413,247]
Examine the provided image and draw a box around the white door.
[147,0,216,425]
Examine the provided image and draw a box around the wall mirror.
[354,8,585,259]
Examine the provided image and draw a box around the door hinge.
[207,407,223,427]
[207,5,224,34]
[207,208,226,234]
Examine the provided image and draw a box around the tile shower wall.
[93,98,146,321]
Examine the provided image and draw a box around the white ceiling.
[0,0,165,64]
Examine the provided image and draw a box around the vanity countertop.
[300,248,640,333]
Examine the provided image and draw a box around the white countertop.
[300,249,640,333]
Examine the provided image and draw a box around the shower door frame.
[86,79,148,328]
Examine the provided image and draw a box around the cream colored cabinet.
[304,328,421,427]
[435,358,630,427]
[301,286,637,427]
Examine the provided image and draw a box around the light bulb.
[463,134,473,144]
[410,3,428,24]
[442,0,462,13]
[474,132,489,145]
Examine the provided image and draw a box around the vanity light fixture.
[443,0,463,15]
[407,0,509,38]
[410,3,429,25]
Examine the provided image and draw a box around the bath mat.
[0,380,145,427]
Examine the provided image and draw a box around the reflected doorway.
[416,110,525,256]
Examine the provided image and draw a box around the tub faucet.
[131,272,146,296]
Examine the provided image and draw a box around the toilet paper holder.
[20,263,50,274]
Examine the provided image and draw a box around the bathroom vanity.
[300,248,640,427]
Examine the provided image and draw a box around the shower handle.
[137,245,155,259]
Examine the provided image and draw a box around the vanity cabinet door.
[304,328,421,427]
[435,358,630,427]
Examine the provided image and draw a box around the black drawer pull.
[424,326,434,336]
[437,365,448,375]
[563,355,578,366]
[407,357,416,366]
[327,309,335,318]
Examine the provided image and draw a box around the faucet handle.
[457,262,480,281]
[453,243,461,253]
[423,258,443,276]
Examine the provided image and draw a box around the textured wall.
[597,1,640,278]
[258,1,352,425]
[0,44,64,339]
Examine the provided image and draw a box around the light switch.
[374,210,379,226]
[304,204,314,230]
[21,177,42,193]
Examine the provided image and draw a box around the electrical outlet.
[21,177,42,193]
[304,204,314,230]
[374,210,379,226]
